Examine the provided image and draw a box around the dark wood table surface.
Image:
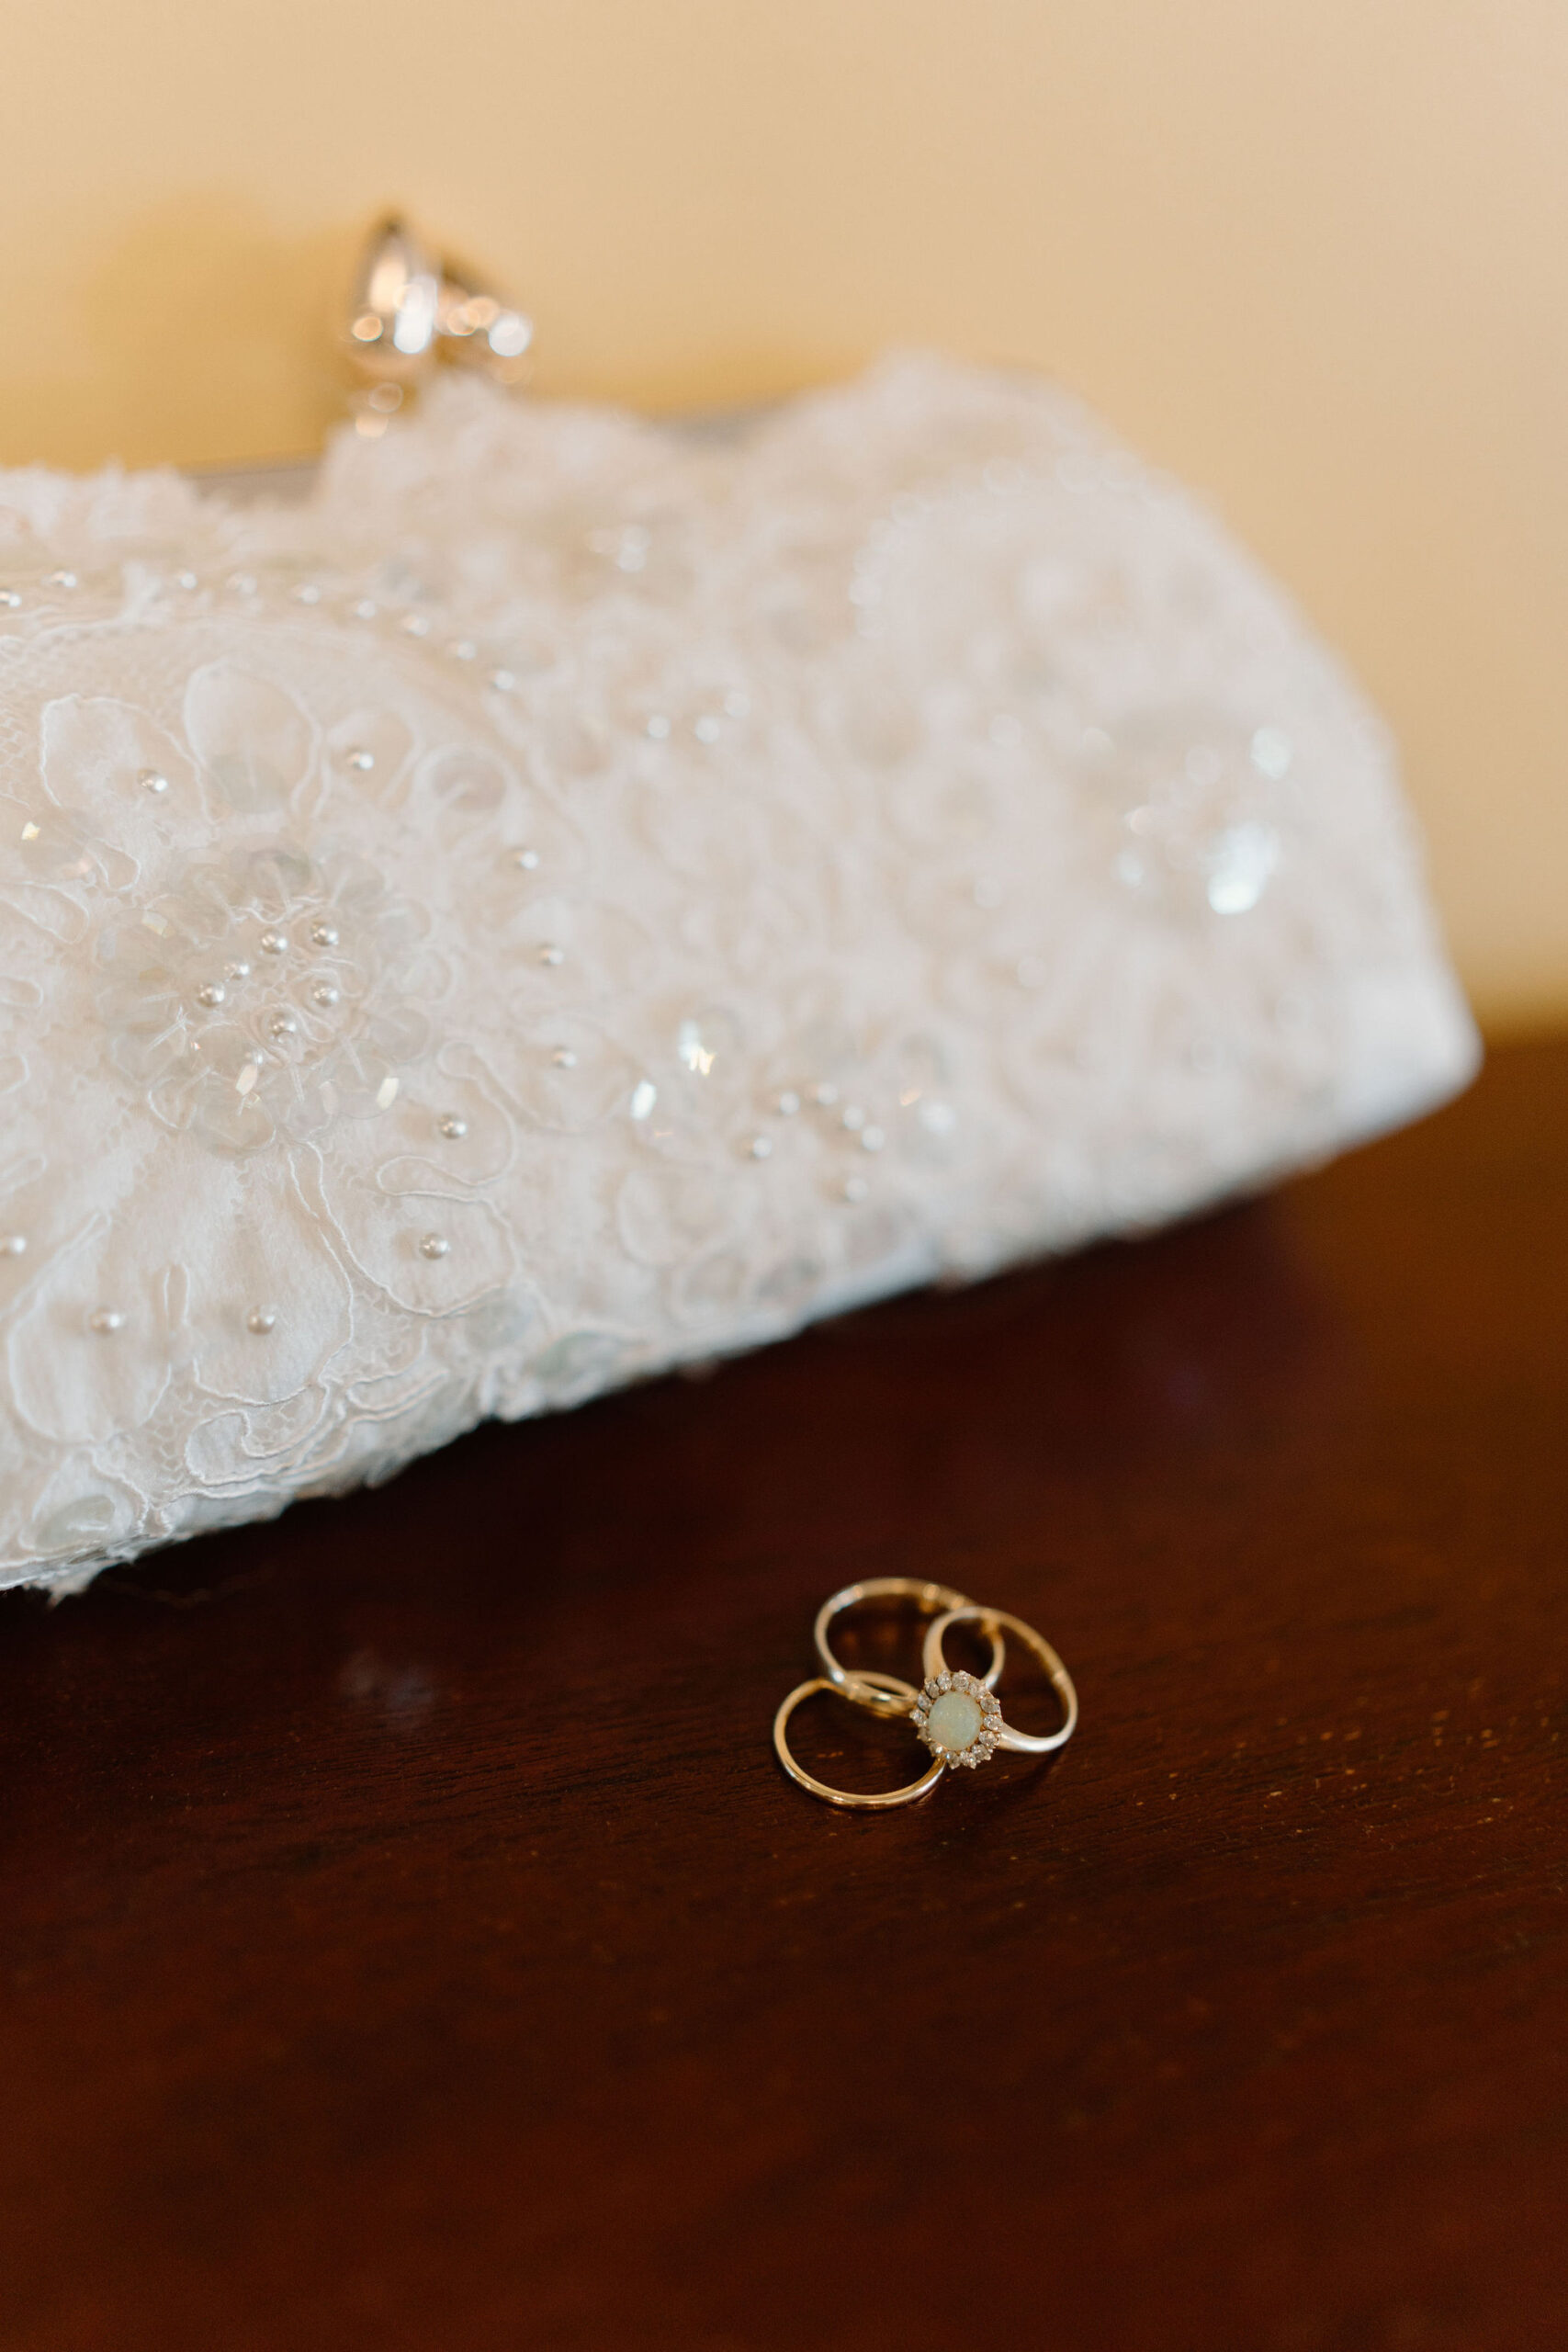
[4,1035,1565,2352]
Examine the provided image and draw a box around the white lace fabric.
[0,355,1476,1591]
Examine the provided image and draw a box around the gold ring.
[813,1576,1006,1716]
[919,1606,1077,1761]
[773,1672,946,1809]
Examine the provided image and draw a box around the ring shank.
[773,1673,946,1809]
[922,1606,1077,1756]
[814,1577,1005,1715]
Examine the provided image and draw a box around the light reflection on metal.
[343,213,534,431]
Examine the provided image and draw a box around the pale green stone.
[927,1690,982,1752]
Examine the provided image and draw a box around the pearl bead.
[246,1308,277,1335]
[513,849,540,871]
[1250,726,1293,780]
[438,1114,468,1138]
[0,1234,27,1257]
[88,1308,124,1335]
[842,1175,869,1204]
[269,1013,298,1038]
[749,1136,773,1159]
[344,747,375,772]
[195,982,226,1009]
[550,1048,577,1069]
[311,984,340,1008]
[776,1091,801,1116]
[418,1233,450,1260]
[259,930,288,956]
[138,768,170,795]
[310,922,339,947]
[538,944,565,967]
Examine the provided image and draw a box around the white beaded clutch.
[0,355,1476,1589]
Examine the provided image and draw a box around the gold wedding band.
[813,1576,1006,1716]
[773,1672,947,1810]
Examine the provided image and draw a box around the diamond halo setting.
[910,1668,1003,1769]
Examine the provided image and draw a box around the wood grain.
[3,1038,1565,2352]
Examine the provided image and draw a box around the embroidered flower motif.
[95,843,432,1154]
[0,658,525,1521]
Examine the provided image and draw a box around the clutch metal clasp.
[343,213,533,433]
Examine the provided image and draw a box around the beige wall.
[6,2,1565,1031]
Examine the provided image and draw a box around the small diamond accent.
[911,1668,1004,1770]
